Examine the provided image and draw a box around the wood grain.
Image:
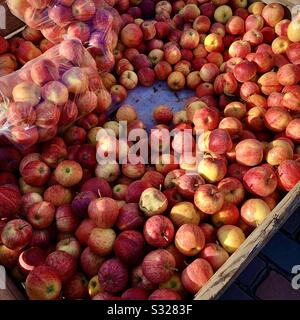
[195,181,300,300]
[0,1,25,38]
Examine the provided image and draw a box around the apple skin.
[72,191,97,218]
[1,219,33,250]
[0,184,22,219]
[27,201,55,229]
[81,177,112,198]
[143,215,175,248]
[199,223,217,243]
[125,180,152,203]
[170,202,200,227]
[200,243,229,271]
[181,258,213,294]
[121,288,150,300]
[175,224,205,256]
[88,227,116,256]
[114,230,145,265]
[55,204,80,233]
[63,273,88,300]
[88,197,119,228]
[98,258,129,293]
[277,160,300,192]
[243,166,278,197]
[217,177,245,205]
[217,225,246,253]
[45,250,77,283]
[80,247,105,278]
[149,288,182,300]
[241,198,271,227]
[194,184,224,215]
[25,266,62,300]
[18,247,46,275]
[142,249,176,284]
[131,263,157,291]
[235,139,263,167]
[116,203,145,231]
[139,187,168,217]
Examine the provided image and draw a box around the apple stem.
[97,189,102,198]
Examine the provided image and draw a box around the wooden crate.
[0,0,300,300]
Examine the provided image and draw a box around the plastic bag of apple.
[7,0,122,73]
[0,38,111,151]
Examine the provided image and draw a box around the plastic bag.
[0,39,110,150]
[7,0,122,73]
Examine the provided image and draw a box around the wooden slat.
[0,276,25,300]
[195,182,300,300]
[0,1,25,38]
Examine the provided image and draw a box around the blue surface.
[220,284,253,300]
[283,207,300,236]
[238,257,267,288]
[262,231,300,274]
[113,81,194,131]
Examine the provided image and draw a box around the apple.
[139,187,168,217]
[88,197,119,228]
[63,273,88,300]
[193,15,211,33]
[200,243,229,271]
[54,160,83,187]
[80,247,105,278]
[95,162,120,183]
[88,275,102,298]
[116,203,145,231]
[175,224,205,256]
[243,29,263,46]
[211,203,240,227]
[144,215,174,248]
[131,264,157,291]
[153,104,173,124]
[241,198,271,227]
[236,139,263,167]
[125,180,152,203]
[0,184,22,219]
[21,193,43,214]
[121,288,150,300]
[98,258,128,293]
[175,174,205,199]
[149,288,181,300]
[198,155,227,183]
[226,16,245,35]
[114,230,145,265]
[88,227,116,256]
[200,63,220,83]
[194,184,224,214]
[18,247,46,275]
[265,140,294,166]
[45,250,77,283]
[214,5,233,24]
[20,160,50,187]
[142,171,165,189]
[27,201,55,229]
[142,249,176,284]
[121,23,143,47]
[122,163,145,179]
[277,160,300,192]
[81,177,112,198]
[1,219,33,250]
[228,40,251,58]
[264,107,292,133]
[25,266,62,300]
[204,33,223,53]
[217,177,245,205]
[217,225,245,253]
[55,204,80,233]
[56,237,81,258]
[262,3,284,28]
[181,258,213,294]
[286,119,300,142]
[233,60,257,83]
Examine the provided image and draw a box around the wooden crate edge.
[194,181,300,300]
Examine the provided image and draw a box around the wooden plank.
[0,1,25,38]
[0,276,25,300]
[195,181,300,300]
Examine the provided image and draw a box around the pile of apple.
[0,38,111,149]
[7,0,122,73]
[1,0,300,301]
[0,28,56,76]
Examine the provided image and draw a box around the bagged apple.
[7,0,122,73]
[0,38,111,150]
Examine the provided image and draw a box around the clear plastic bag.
[0,39,109,150]
[7,0,122,73]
